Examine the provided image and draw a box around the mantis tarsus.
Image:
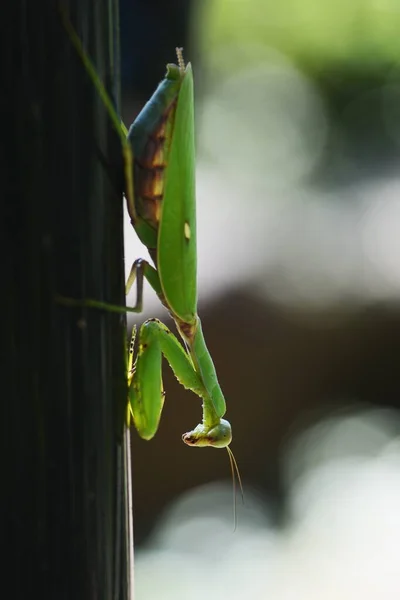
[60,12,241,485]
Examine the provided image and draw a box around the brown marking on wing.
[133,99,178,230]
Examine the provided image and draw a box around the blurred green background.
[203,0,400,68]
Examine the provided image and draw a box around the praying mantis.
[61,13,239,470]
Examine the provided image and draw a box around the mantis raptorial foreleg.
[128,318,231,447]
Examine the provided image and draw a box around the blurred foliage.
[200,0,400,73]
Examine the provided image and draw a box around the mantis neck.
[180,316,227,428]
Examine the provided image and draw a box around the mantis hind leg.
[129,318,206,440]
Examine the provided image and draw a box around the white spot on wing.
[184,221,191,241]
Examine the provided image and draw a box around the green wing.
[157,63,197,324]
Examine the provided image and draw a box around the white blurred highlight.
[135,408,400,599]
[124,50,400,315]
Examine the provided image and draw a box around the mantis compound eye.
[182,418,232,448]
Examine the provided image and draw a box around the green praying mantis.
[60,12,241,482]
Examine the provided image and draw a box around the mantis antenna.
[226,446,244,530]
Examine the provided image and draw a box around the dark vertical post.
[2,1,132,598]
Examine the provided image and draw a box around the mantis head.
[182,418,232,448]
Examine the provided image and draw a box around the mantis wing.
[157,64,197,325]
